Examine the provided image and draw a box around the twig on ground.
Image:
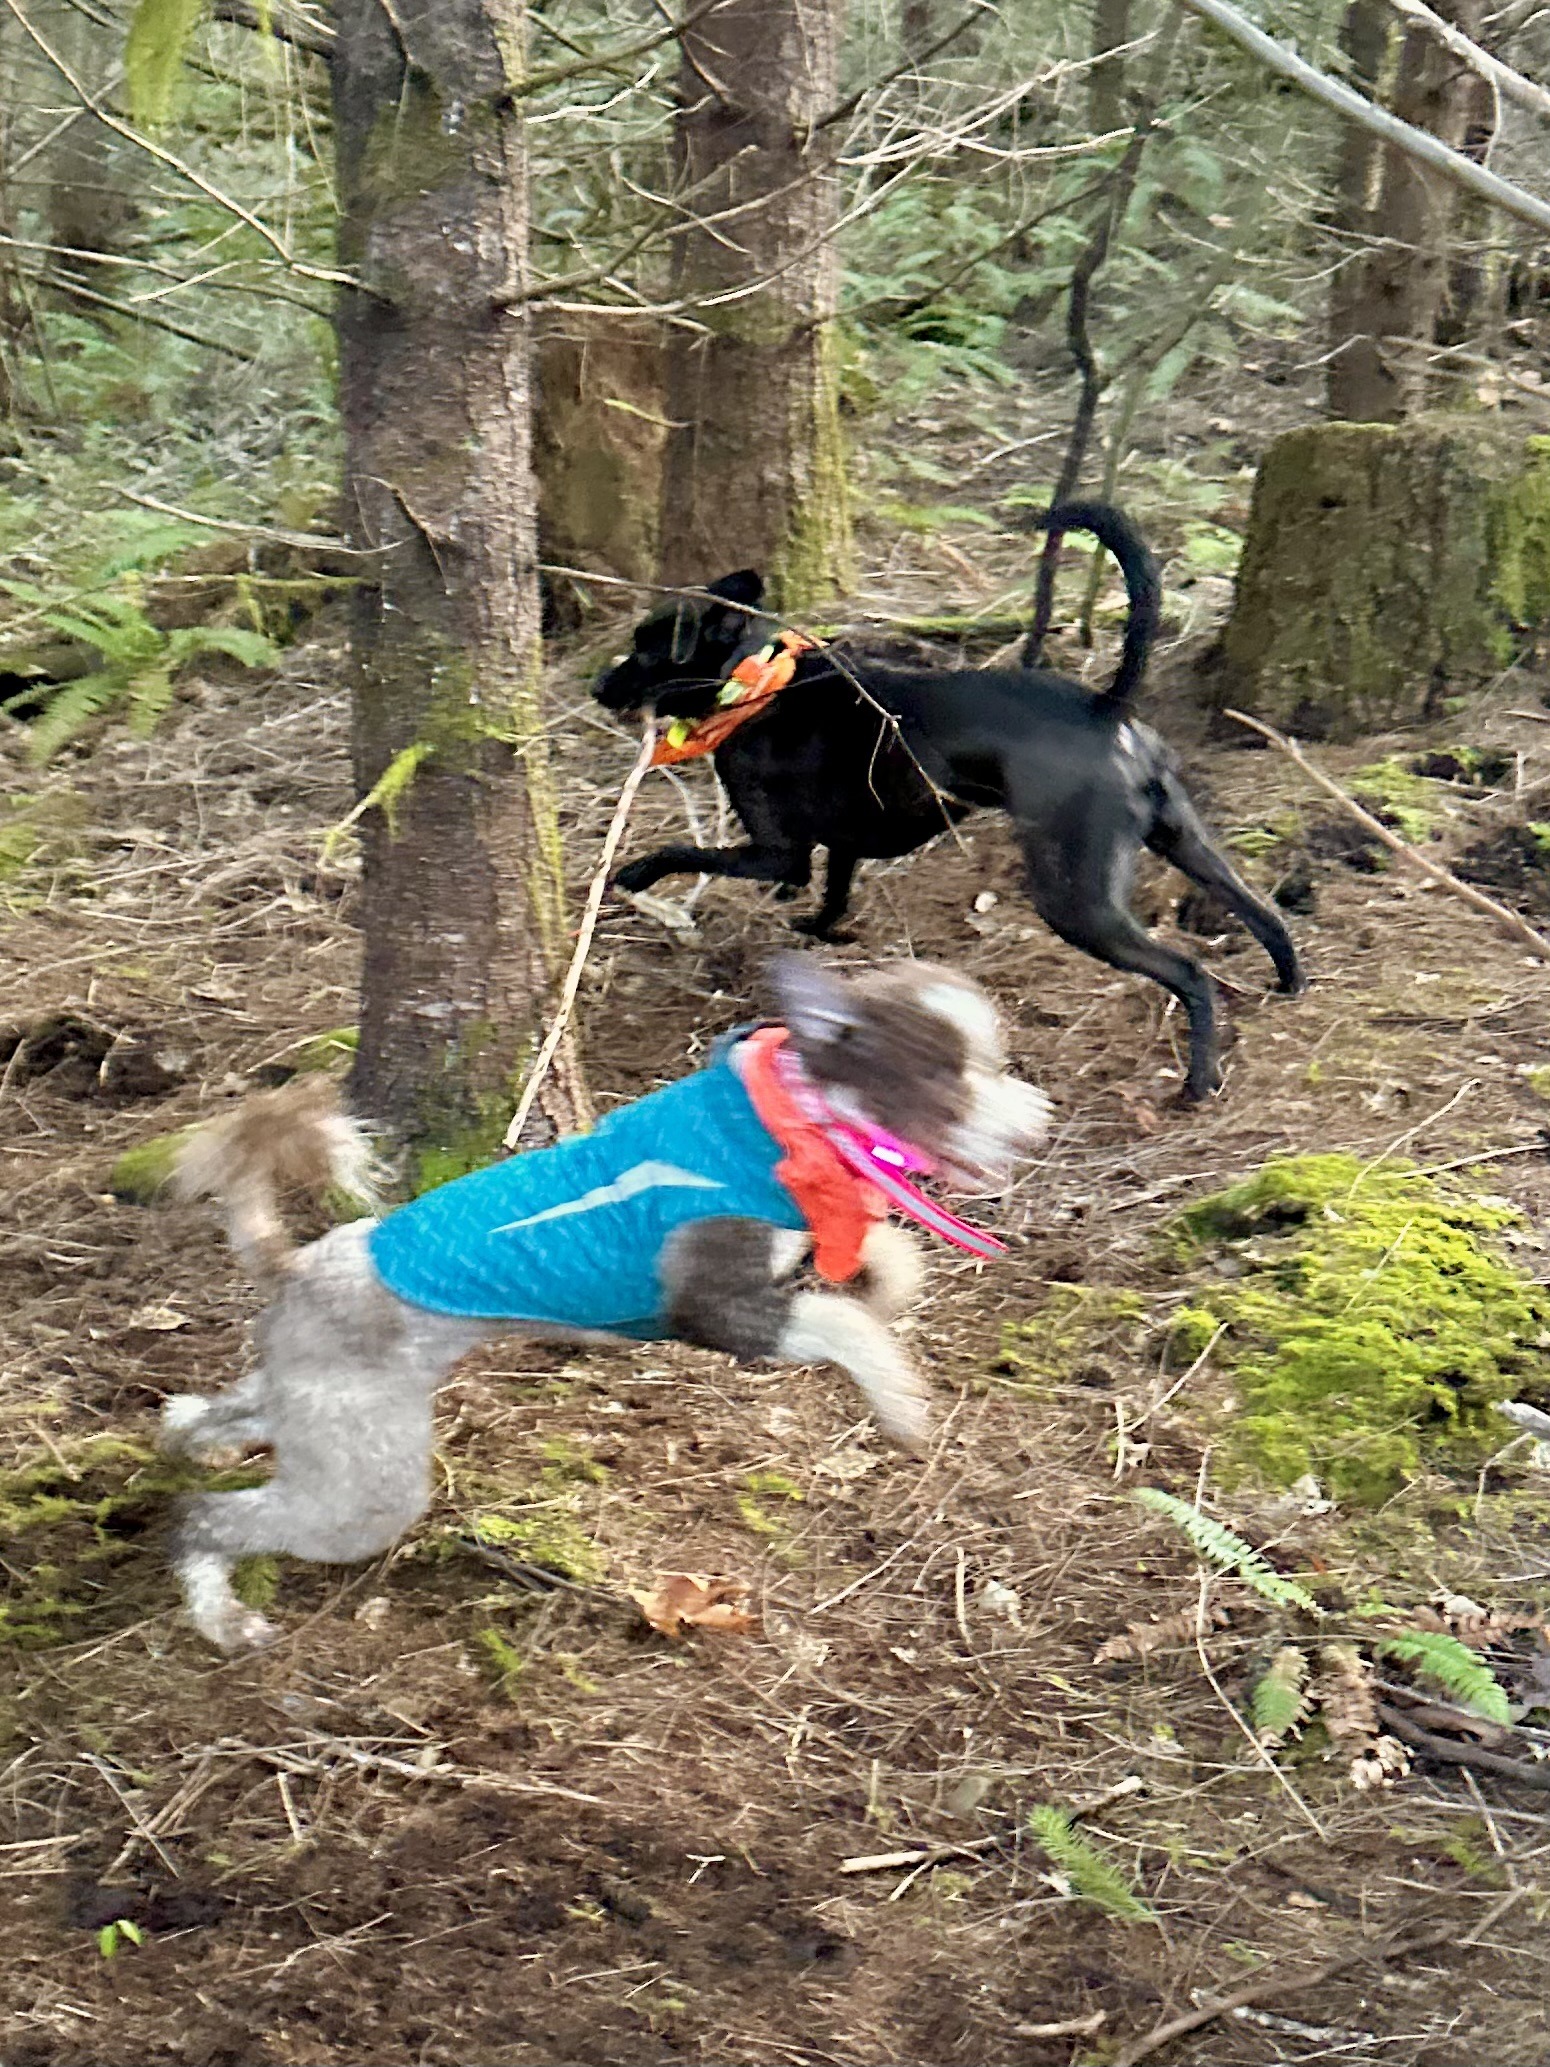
[505,727,655,1150]
[1226,710,1550,962]
[1013,2009,1108,2039]
[1378,1703,1550,1791]
[1110,1888,1527,2066]
[838,1776,1144,1876]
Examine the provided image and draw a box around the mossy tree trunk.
[333,0,579,1168]
[534,313,668,624]
[1326,0,1487,422]
[1220,418,1550,739]
[658,0,853,610]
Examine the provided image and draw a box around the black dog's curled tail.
[1038,500,1161,716]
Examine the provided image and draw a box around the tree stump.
[534,314,667,604]
[1219,418,1550,740]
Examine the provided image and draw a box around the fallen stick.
[1225,709,1550,964]
[505,726,656,1151]
[1377,1702,1550,1792]
[1013,2010,1108,2039]
[1110,1888,1526,2067]
[838,1776,1144,1874]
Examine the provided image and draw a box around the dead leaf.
[632,1573,757,1639]
[126,1303,190,1332]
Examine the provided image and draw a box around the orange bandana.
[649,630,815,768]
[736,1025,885,1283]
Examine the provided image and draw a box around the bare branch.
[0,0,354,284]
[210,0,335,59]
[519,0,728,98]
[1176,0,1550,235]
[1382,0,1550,124]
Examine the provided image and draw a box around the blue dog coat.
[368,1043,808,1338]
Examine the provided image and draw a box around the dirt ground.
[7,369,1550,2064]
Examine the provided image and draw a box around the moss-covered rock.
[1220,420,1550,739]
[1169,1154,1550,1503]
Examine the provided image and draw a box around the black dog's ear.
[770,953,859,1055]
[705,570,765,609]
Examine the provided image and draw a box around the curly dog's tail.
[175,1076,380,1284]
[1038,500,1161,715]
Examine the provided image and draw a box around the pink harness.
[772,1046,1006,1261]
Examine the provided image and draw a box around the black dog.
[595,502,1304,1100]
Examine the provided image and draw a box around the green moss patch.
[996,1286,1148,1393]
[1169,1154,1550,1503]
[1348,758,1444,843]
[0,1436,264,1648]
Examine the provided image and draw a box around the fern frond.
[1095,1604,1230,1664]
[174,626,281,670]
[1314,1642,1380,1749]
[1378,1630,1512,1725]
[1134,1487,1318,1614]
[26,674,125,763]
[128,665,176,737]
[1027,1806,1155,1923]
[1252,1645,1312,1745]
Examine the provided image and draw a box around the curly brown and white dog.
[160,957,1050,1652]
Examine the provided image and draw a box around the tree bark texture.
[534,313,668,611]
[332,0,577,1165]
[658,0,853,609]
[1090,0,1133,132]
[1220,417,1550,738]
[1326,0,1487,421]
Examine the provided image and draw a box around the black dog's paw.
[790,913,854,943]
[773,882,801,903]
[612,860,655,895]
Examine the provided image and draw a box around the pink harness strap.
[772,1048,1006,1261]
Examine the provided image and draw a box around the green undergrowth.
[996,1285,1148,1393]
[1347,758,1445,843]
[1168,1154,1550,1503]
[1001,1155,1550,1507]
[0,1435,264,1648]
[429,1440,610,1588]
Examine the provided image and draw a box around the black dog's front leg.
[791,846,859,940]
[659,1218,929,1451]
[614,842,812,897]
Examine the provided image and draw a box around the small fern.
[1377,1629,1512,1725]
[1252,1645,1312,1745]
[1134,1487,1318,1614]
[6,592,280,762]
[1027,1805,1156,1923]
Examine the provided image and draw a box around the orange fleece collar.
[649,631,815,768]
[736,1025,884,1282]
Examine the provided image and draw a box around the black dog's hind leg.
[1147,775,1306,997]
[791,846,860,940]
[614,842,812,898]
[659,1218,929,1451]
[1022,831,1225,1101]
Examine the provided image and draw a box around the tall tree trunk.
[1326,0,1486,421]
[1090,0,1133,132]
[332,0,578,1169]
[658,0,852,609]
[39,1,137,283]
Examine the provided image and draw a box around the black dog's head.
[593,571,768,720]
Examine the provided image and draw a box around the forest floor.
[5,349,1550,2066]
